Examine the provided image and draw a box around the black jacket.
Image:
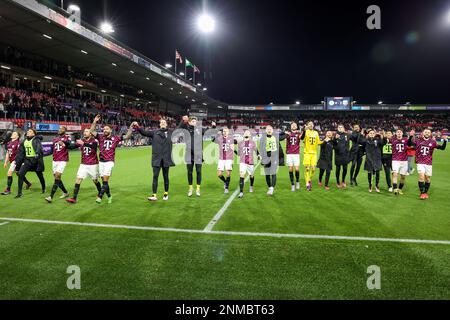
[15,136,45,172]
[333,133,351,166]
[318,140,334,171]
[358,135,384,172]
[138,128,175,168]
[349,131,365,158]
[178,121,216,164]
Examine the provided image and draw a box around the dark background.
[50,0,450,104]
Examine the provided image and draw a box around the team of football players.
[1,116,447,202]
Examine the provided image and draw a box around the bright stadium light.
[100,22,115,34]
[67,4,80,12]
[378,101,383,105]
[295,101,301,105]
[445,9,450,25]
[165,63,173,69]
[197,14,216,33]
[179,72,185,76]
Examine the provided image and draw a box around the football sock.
[310,168,316,181]
[239,177,245,193]
[197,185,201,191]
[94,181,102,193]
[393,183,398,190]
[368,173,373,186]
[418,181,425,194]
[189,185,193,190]
[304,169,310,184]
[7,176,13,190]
[226,177,231,188]
[319,169,324,183]
[424,182,431,193]
[271,175,277,188]
[289,172,294,185]
[218,175,226,183]
[50,180,59,198]
[23,176,30,186]
[250,177,255,187]
[295,171,300,183]
[399,183,404,190]
[73,183,81,200]
[58,180,68,194]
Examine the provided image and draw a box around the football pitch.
[0,143,449,300]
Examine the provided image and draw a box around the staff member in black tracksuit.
[14,129,46,198]
[381,130,393,192]
[358,129,385,193]
[333,124,351,189]
[349,124,365,186]
[133,119,175,202]
[318,131,334,190]
[178,116,216,198]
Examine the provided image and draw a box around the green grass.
[0,143,449,299]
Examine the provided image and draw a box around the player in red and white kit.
[66,129,102,204]
[2,131,31,195]
[409,129,447,200]
[45,126,73,203]
[235,130,260,199]
[285,122,302,191]
[391,129,409,196]
[90,115,133,204]
[215,127,234,194]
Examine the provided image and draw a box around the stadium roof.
[0,0,225,108]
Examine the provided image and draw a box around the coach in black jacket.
[133,119,175,201]
[15,129,46,198]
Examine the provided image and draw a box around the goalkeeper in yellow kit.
[301,121,323,191]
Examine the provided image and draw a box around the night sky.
[51,0,450,105]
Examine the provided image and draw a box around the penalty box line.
[1,217,450,246]
[203,162,261,232]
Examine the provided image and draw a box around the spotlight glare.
[197,14,216,33]
[100,22,115,34]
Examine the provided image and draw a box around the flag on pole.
[185,59,194,68]
[194,65,200,73]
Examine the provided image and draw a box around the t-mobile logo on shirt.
[420,146,430,156]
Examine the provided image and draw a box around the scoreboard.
[325,97,352,111]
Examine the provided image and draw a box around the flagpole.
[193,68,196,85]
[174,50,177,75]
[185,62,187,80]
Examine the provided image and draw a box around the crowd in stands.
[214,113,450,133]
[0,84,179,129]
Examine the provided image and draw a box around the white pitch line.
[0,222,10,226]
[1,217,450,246]
[203,162,261,232]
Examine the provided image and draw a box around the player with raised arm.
[317,131,334,191]
[1,131,32,195]
[301,121,323,191]
[285,122,302,191]
[179,116,216,197]
[90,115,133,204]
[409,129,447,200]
[45,126,74,203]
[235,130,260,199]
[215,127,234,194]
[333,124,351,189]
[391,129,409,195]
[66,129,102,204]
[132,119,175,202]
